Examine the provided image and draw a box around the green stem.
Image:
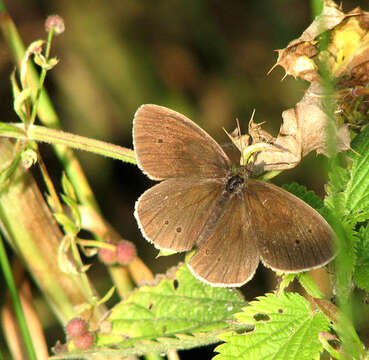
[29,28,55,126]
[69,236,95,301]
[318,333,345,360]
[297,273,324,299]
[78,239,115,251]
[0,123,136,164]
[260,170,281,181]
[0,8,101,212]
[310,0,323,17]
[0,233,37,360]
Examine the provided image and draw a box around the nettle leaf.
[326,126,369,224]
[353,224,369,291]
[214,292,330,360]
[344,127,369,223]
[53,264,246,358]
[100,264,246,347]
[282,182,324,210]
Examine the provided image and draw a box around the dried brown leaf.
[244,84,351,173]
[253,2,369,172]
[272,0,347,81]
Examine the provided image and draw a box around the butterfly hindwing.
[135,178,224,252]
[188,193,259,287]
[245,179,334,272]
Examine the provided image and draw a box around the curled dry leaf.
[272,0,349,81]
[238,1,368,173]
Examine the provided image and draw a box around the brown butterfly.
[133,104,335,286]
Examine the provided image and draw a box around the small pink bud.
[116,240,136,265]
[73,331,95,350]
[98,241,117,265]
[45,15,65,34]
[65,317,87,338]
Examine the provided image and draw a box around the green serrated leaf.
[327,164,350,194]
[353,224,369,291]
[282,182,324,210]
[103,263,245,341]
[334,220,357,300]
[326,127,369,225]
[53,263,245,358]
[324,190,347,220]
[50,330,232,359]
[215,292,330,360]
[344,127,369,223]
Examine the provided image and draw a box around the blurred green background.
[0,0,367,357]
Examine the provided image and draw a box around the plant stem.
[0,233,37,360]
[0,8,101,212]
[29,27,55,127]
[310,0,323,18]
[0,123,136,164]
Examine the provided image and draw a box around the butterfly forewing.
[188,194,259,287]
[133,104,231,180]
[245,180,335,272]
[135,178,224,252]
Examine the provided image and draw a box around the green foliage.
[326,126,369,225]
[323,127,369,358]
[100,264,246,349]
[353,224,369,291]
[344,129,369,223]
[0,151,21,185]
[214,292,329,360]
[54,264,247,358]
[325,127,369,290]
[282,182,324,210]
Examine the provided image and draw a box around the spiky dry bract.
[73,331,95,350]
[65,317,88,338]
[98,241,117,265]
[116,240,136,265]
